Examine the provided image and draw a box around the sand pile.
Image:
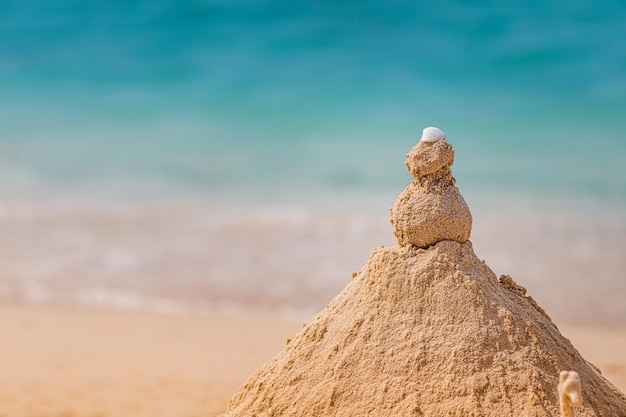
[225,128,626,417]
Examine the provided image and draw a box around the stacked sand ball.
[390,127,472,248]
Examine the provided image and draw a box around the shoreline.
[2,199,625,324]
[0,303,624,416]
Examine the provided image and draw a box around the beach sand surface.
[0,303,624,417]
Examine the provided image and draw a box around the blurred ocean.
[1,1,625,322]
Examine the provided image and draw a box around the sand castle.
[225,128,626,416]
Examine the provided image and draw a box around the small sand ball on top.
[405,127,455,180]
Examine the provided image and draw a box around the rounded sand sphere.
[390,185,472,247]
[405,139,455,179]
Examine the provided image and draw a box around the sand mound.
[225,130,626,417]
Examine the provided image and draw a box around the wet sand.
[0,303,624,417]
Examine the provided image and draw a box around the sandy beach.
[3,1,626,415]
[0,303,623,417]
[0,304,299,417]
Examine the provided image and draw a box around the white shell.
[420,126,446,143]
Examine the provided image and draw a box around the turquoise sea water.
[1,1,625,321]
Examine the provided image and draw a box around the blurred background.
[1,0,625,323]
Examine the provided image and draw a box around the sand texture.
[226,136,626,417]
[390,139,472,248]
[226,241,626,416]
[0,304,624,417]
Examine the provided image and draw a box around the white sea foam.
[1,197,625,323]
